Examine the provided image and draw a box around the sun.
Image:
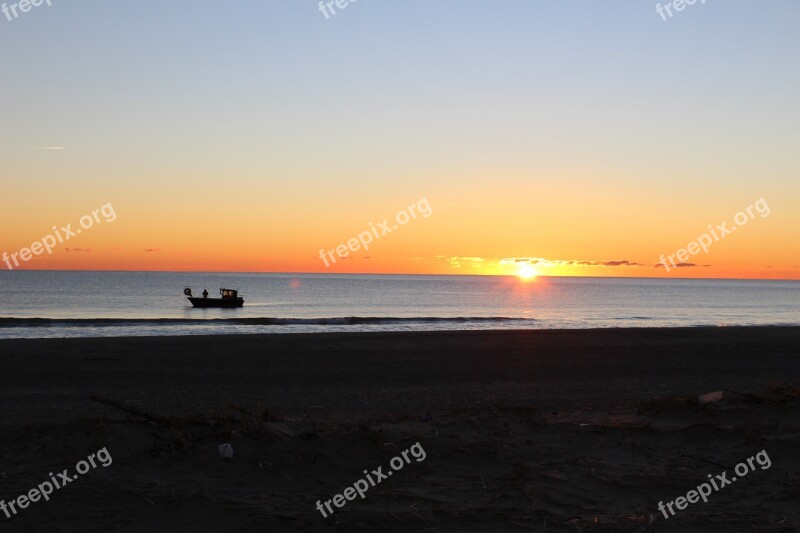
[517,263,537,280]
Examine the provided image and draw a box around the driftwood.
[89,395,168,424]
[722,389,770,403]
[88,395,300,440]
[679,453,734,471]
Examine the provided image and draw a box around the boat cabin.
[220,288,238,299]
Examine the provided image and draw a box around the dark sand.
[0,327,799,531]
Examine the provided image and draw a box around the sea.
[0,271,798,339]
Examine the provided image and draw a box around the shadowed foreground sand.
[0,327,798,531]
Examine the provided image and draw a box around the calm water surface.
[0,272,797,338]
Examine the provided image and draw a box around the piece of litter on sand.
[698,391,725,405]
[218,443,234,459]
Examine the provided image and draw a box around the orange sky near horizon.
[2,178,797,279]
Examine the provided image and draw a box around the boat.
[184,287,244,308]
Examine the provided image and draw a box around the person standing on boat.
[202,289,209,298]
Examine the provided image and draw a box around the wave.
[0,316,536,328]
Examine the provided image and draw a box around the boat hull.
[187,297,244,308]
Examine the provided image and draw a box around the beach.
[1,326,799,531]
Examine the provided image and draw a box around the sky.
[1,0,798,278]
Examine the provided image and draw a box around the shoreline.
[1,321,798,339]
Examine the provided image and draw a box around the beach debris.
[679,452,733,471]
[722,388,769,403]
[90,395,168,424]
[191,471,206,495]
[763,382,800,402]
[699,389,769,406]
[384,442,402,453]
[263,422,300,438]
[637,395,697,415]
[218,443,234,459]
[698,391,725,405]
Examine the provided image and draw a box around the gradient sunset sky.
[1,1,798,278]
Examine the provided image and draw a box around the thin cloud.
[65,247,91,253]
[442,256,646,270]
[599,260,640,267]
[144,248,160,253]
[38,146,65,150]
[447,256,485,268]
[500,258,542,265]
[499,257,642,267]
[655,262,711,269]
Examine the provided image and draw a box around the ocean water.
[0,272,798,339]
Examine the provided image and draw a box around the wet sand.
[0,327,799,531]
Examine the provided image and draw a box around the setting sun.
[517,263,537,280]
